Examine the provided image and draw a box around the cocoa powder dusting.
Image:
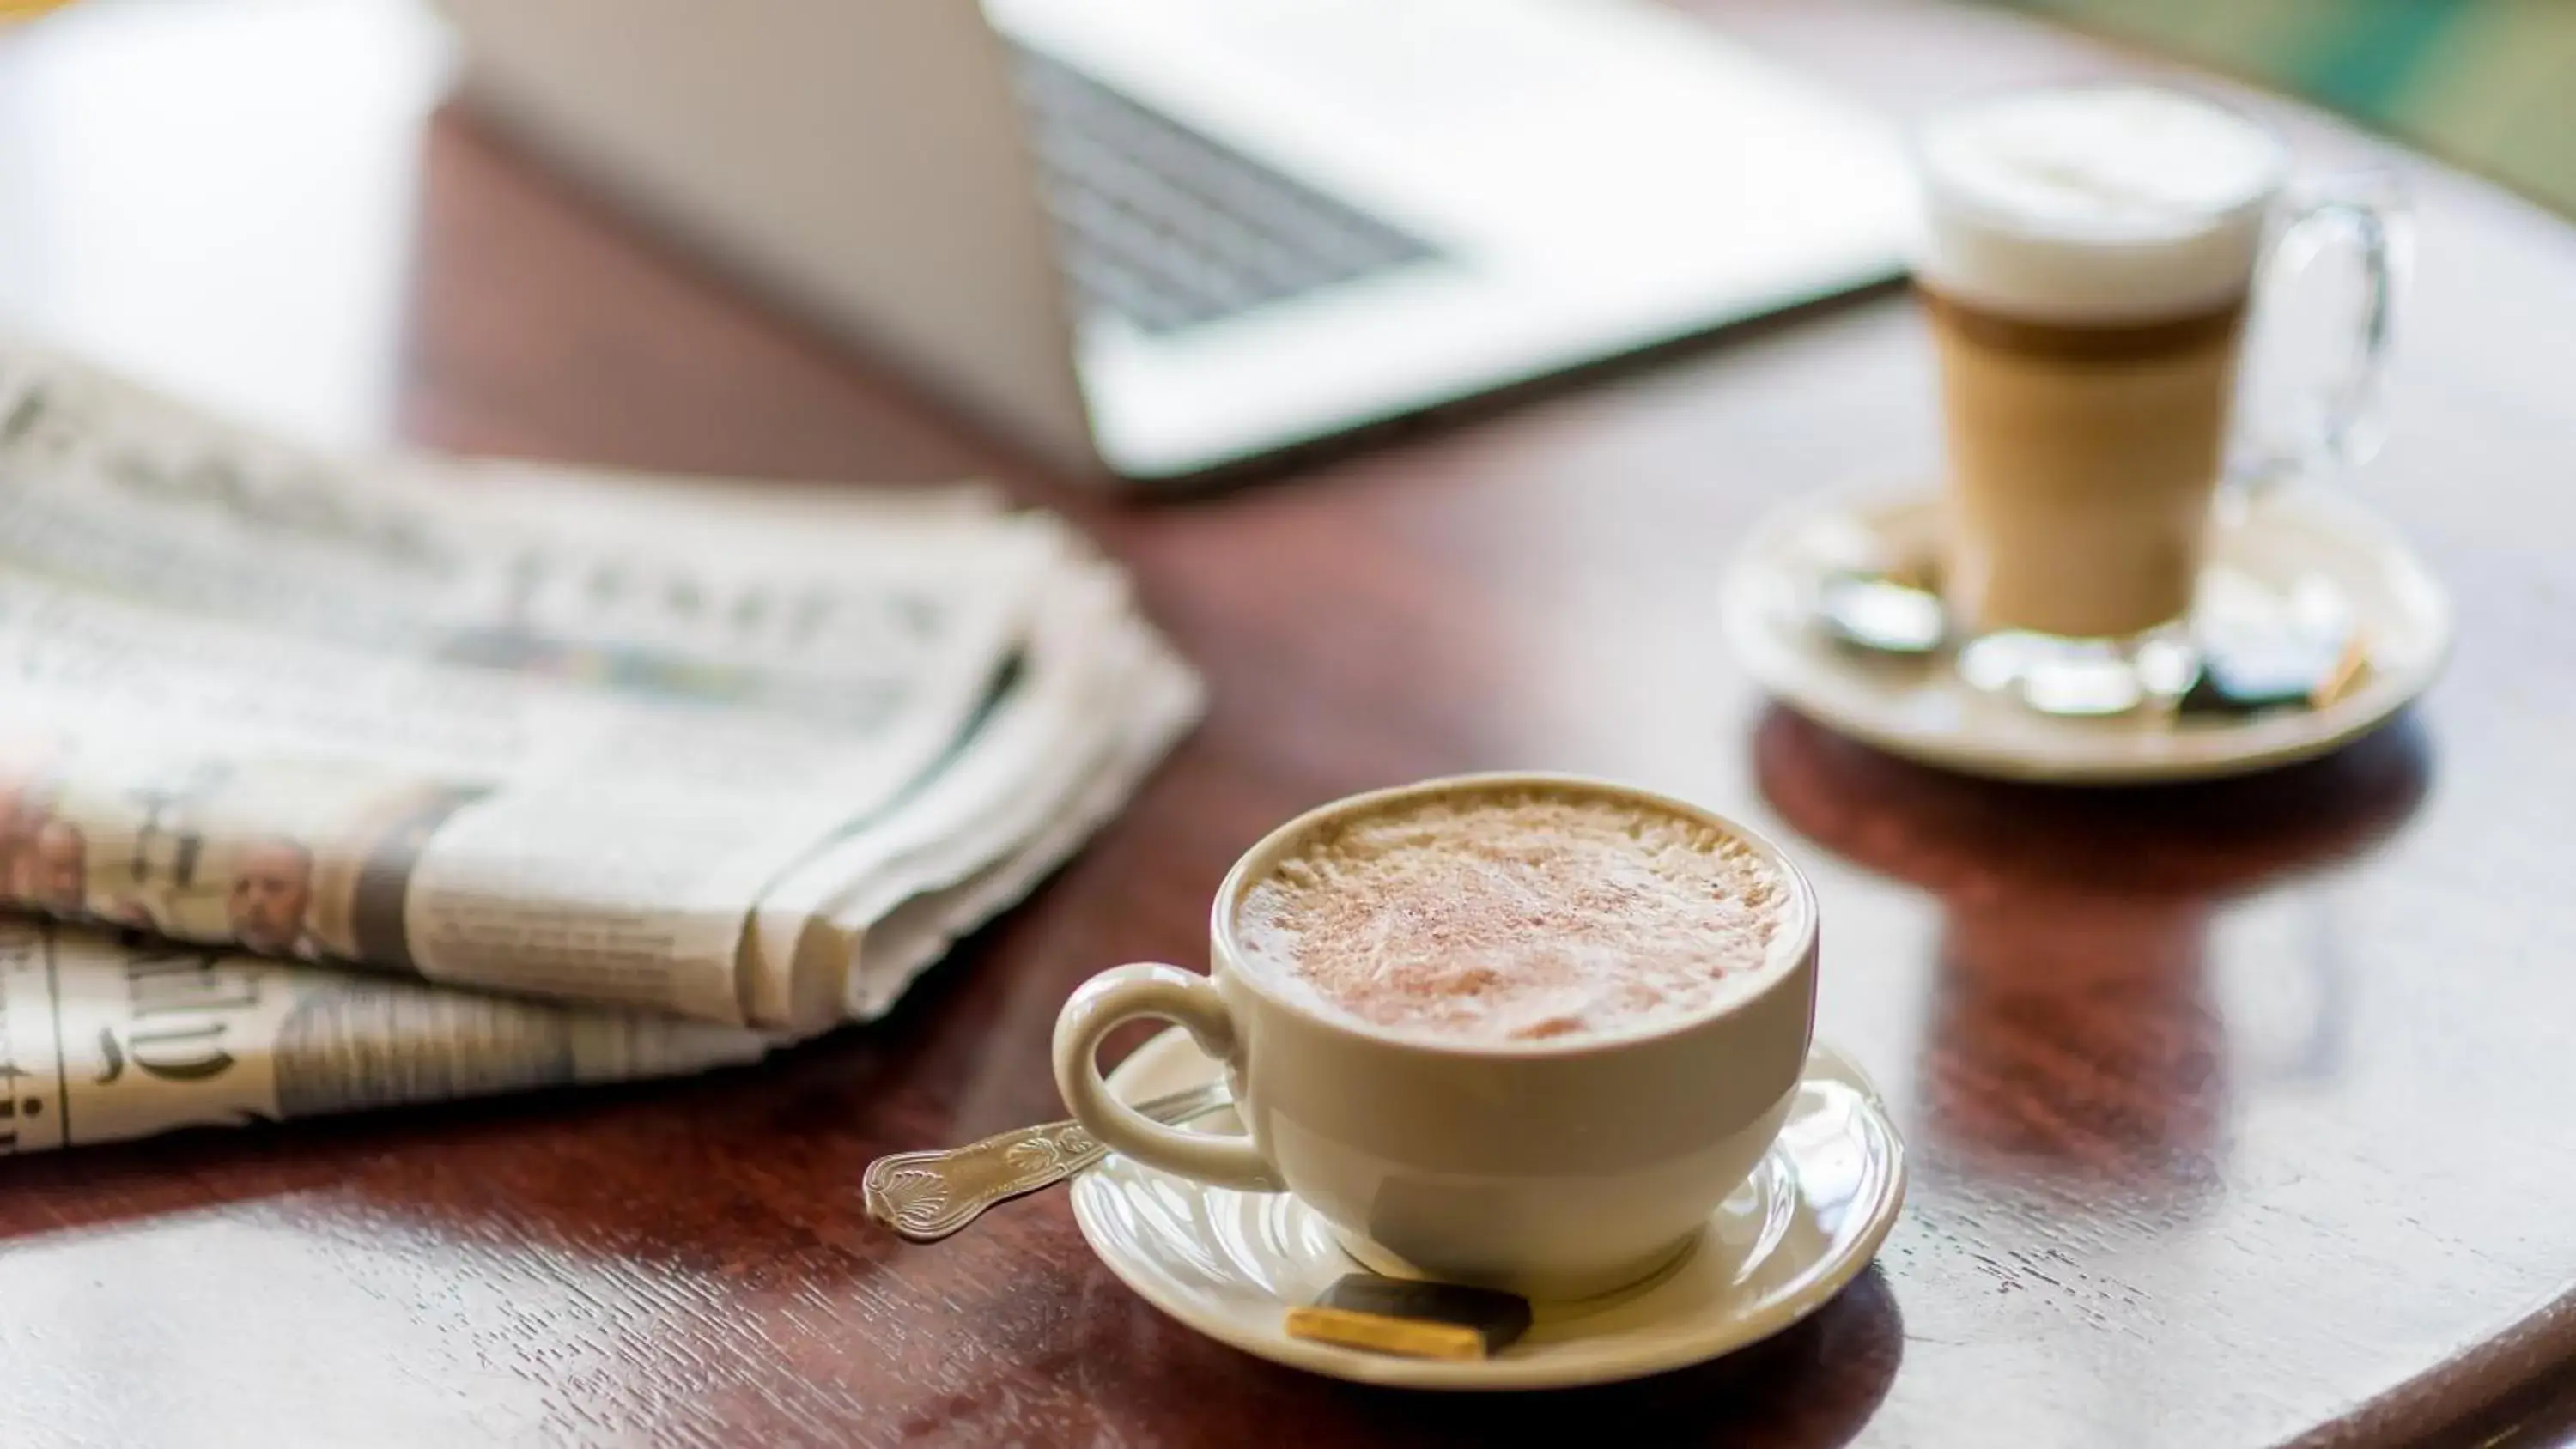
[1236,786,1783,1045]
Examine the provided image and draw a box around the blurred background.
[0,0,2565,455]
[1997,0,2576,218]
[0,0,444,441]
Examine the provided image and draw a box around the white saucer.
[1068,1028,1907,1391]
[1720,484,2451,784]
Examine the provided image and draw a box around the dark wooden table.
[5,1,2576,1444]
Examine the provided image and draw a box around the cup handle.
[1051,963,1285,1191]
[2231,169,2409,499]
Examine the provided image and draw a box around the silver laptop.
[436,0,1909,483]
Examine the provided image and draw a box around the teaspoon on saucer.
[1721,487,2446,782]
[1813,561,2369,717]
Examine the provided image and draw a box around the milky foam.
[1915,86,2285,324]
[1236,786,1785,1046]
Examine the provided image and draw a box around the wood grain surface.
[3,0,2575,1444]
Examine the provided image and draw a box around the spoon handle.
[863,1081,1235,1241]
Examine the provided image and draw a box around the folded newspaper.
[0,345,1202,1153]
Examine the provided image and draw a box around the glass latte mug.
[1914,84,2403,715]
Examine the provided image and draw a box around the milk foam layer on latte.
[1915,85,2285,323]
[1236,785,1786,1046]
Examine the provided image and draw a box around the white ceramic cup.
[1051,773,1820,1300]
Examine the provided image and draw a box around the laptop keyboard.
[1006,45,1443,336]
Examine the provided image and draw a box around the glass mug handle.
[1051,962,1286,1191]
[2230,169,2409,497]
